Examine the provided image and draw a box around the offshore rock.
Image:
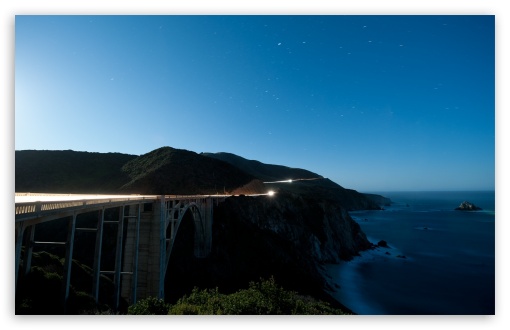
[455,201,482,211]
[377,240,389,248]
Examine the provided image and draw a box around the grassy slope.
[119,147,257,194]
[15,150,137,193]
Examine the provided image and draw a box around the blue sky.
[14,15,495,192]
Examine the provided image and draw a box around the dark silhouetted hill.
[202,152,384,210]
[15,147,263,195]
[15,150,137,193]
[119,147,258,195]
[201,152,320,182]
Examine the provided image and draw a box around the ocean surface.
[326,191,495,315]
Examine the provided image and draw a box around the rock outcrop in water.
[377,240,389,248]
[455,201,482,211]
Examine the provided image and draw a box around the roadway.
[15,193,158,204]
[15,192,274,204]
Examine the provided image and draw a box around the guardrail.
[14,194,234,218]
[15,198,149,215]
[14,197,160,224]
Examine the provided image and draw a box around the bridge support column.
[204,198,213,255]
[15,222,25,290]
[92,208,104,304]
[121,199,166,303]
[22,225,35,277]
[158,196,166,300]
[131,204,141,304]
[62,213,77,312]
[120,204,141,305]
[193,198,213,258]
[113,206,125,311]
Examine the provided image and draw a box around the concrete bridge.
[14,192,249,312]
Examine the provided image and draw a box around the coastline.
[324,191,495,315]
[323,240,411,315]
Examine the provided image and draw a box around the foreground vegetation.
[16,250,346,315]
[128,277,347,315]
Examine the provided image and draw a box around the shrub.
[167,277,345,315]
[128,296,170,315]
[168,287,224,315]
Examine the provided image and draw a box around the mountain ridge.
[201,152,322,182]
[202,151,384,210]
[15,147,387,210]
[119,147,257,195]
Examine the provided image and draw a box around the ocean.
[326,191,495,315]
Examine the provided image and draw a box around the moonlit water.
[326,191,495,315]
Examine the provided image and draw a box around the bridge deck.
[14,193,244,222]
[15,193,158,204]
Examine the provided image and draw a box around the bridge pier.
[120,197,217,305]
[62,214,77,312]
[202,198,213,257]
[92,208,104,303]
[121,199,166,304]
[15,222,26,290]
[22,225,35,278]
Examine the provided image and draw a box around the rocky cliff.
[166,191,371,310]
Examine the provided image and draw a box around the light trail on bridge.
[15,192,276,204]
[15,193,159,204]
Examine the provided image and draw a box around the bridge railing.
[14,193,234,221]
[15,192,77,197]
[15,197,159,222]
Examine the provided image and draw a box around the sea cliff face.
[218,192,372,262]
[188,191,371,305]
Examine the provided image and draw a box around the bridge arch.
[164,202,206,275]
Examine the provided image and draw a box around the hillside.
[15,147,261,195]
[203,152,383,210]
[15,150,137,193]
[201,152,321,182]
[119,147,258,195]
